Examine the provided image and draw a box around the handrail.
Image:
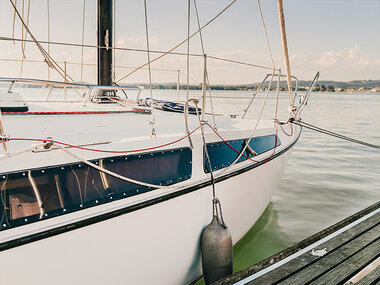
[295,72,320,119]
[243,73,301,120]
[266,73,299,98]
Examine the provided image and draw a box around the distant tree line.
[137,81,379,92]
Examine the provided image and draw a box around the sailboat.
[0,0,318,284]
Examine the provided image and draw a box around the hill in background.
[138,79,380,92]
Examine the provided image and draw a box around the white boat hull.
[0,126,296,285]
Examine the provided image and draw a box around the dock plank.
[355,260,380,285]
[247,213,380,285]
[310,239,380,284]
[275,224,380,285]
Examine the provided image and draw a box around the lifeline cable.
[0,122,281,164]
[293,120,380,150]
[1,126,201,154]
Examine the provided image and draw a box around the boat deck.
[216,201,380,285]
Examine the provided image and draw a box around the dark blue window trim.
[0,147,192,231]
[204,134,281,172]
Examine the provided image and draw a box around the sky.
[0,0,379,85]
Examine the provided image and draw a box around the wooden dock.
[216,201,380,285]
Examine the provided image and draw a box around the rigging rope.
[219,71,275,174]
[57,145,167,189]
[5,120,377,156]
[8,0,76,83]
[192,100,216,199]
[273,69,281,121]
[0,58,182,74]
[205,122,280,164]
[293,120,380,150]
[207,55,277,71]
[19,0,30,77]
[257,0,275,69]
[47,0,50,80]
[12,0,17,45]
[186,0,191,102]
[277,120,293,136]
[113,0,116,82]
[192,100,226,226]
[193,0,205,56]
[24,0,30,52]
[194,0,216,128]
[2,126,201,154]
[143,0,156,137]
[1,37,204,57]
[20,0,26,59]
[0,143,43,161]
[115,0,237,83]
[0,121,286,191]
[143,0,153,101]
[0,37,275,71]
[0,112,7,153]
[1,120,284,164]
[80,0,86,82]
[178,70,201,85]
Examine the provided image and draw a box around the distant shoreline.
[126,79,380,93]
[133,82,380,93]
[2,81,379,93]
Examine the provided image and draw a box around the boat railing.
[242,73,299,120]
[295,72,320,119]
[270,73,300,102]
[0,77,142,106]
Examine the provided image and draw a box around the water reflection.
[232,202,292,273]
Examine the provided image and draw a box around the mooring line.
[293,120,380,149]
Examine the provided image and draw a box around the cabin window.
[0,147,192,231]
[204,134,281,172]
[7,174,40,220]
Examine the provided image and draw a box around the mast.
[97,0,113,86]
[277,0,295,114]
